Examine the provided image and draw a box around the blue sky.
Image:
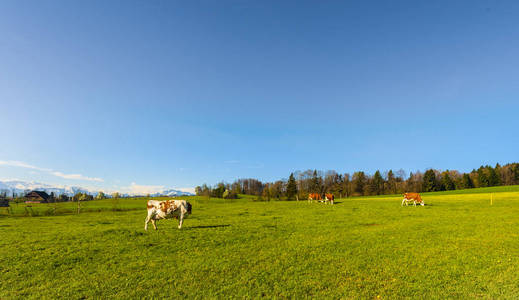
[1,1,519,193]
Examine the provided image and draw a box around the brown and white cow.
[325,193,334,205]
[308,193,322,203]
[145,199,192,230]
[401,192,424,206]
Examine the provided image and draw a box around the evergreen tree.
[477,167,489,187]
[422,169,437,192]
[513,164,519,184]
[461,173,474,189]
[441,172,455,191]
[386,170,396,194]
[310,170,321,193]
[372,170,384,195]
[352,171,366,195]
[488,166,500,186]
[286,173,298,200]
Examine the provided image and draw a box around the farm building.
[0,197,8,207]
[25,191,50,203]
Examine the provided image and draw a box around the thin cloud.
[0,160,49,171]
[123,182,165,195]
[51,171,103,182]
[0,160,104,182]
[177,187,195,194]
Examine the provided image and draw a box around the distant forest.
[195,163,519,200]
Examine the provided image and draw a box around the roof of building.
[26,191,50,200]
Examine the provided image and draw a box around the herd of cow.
[308,193,335,204]
[144,192,424,230]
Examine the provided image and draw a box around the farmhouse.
[25,191,50,203]
[0,196,8,207]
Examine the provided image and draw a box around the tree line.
[195,163,519,200]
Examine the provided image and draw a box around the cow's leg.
[402,199,405,206]
[145,211,154,231]
[178,214,184,229]
[413,200,417,207]
[145,215,150,231]
[151,219,157,230]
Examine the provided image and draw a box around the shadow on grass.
[189,224,231,229]
[360,223,379,226]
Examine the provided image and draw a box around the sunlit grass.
[1,190,518,298]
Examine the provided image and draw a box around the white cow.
[145,199,192,230]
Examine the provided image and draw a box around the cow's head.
[186,201,192,215]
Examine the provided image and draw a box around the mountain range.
[0,180,193,197]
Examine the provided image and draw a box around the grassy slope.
[420,184,519,195]
[1,191,518,298]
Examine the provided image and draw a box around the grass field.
[1,189,519,298]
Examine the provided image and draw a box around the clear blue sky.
[1,1,518,193]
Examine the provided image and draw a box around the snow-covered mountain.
[150,189,193,197]
[0,180,91,196]
[0,180,193,197]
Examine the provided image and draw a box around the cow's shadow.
[189,224,231,229]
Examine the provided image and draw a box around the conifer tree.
[461,173,474,189]
[441,172,455,190]
[386,170,396,194]
[488,166,500,186]
[477,167,489,187]
[310,170,321,193]
[286,173,298,200]
[372,170,384,195]
[352,171,366,195]
[422,169,437,192]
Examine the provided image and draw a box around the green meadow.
[1,188,519,298]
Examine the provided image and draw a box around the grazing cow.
[401,192,424,206]
[308,193,322,203]
[145,199,192,230]
[325,193,334,205]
